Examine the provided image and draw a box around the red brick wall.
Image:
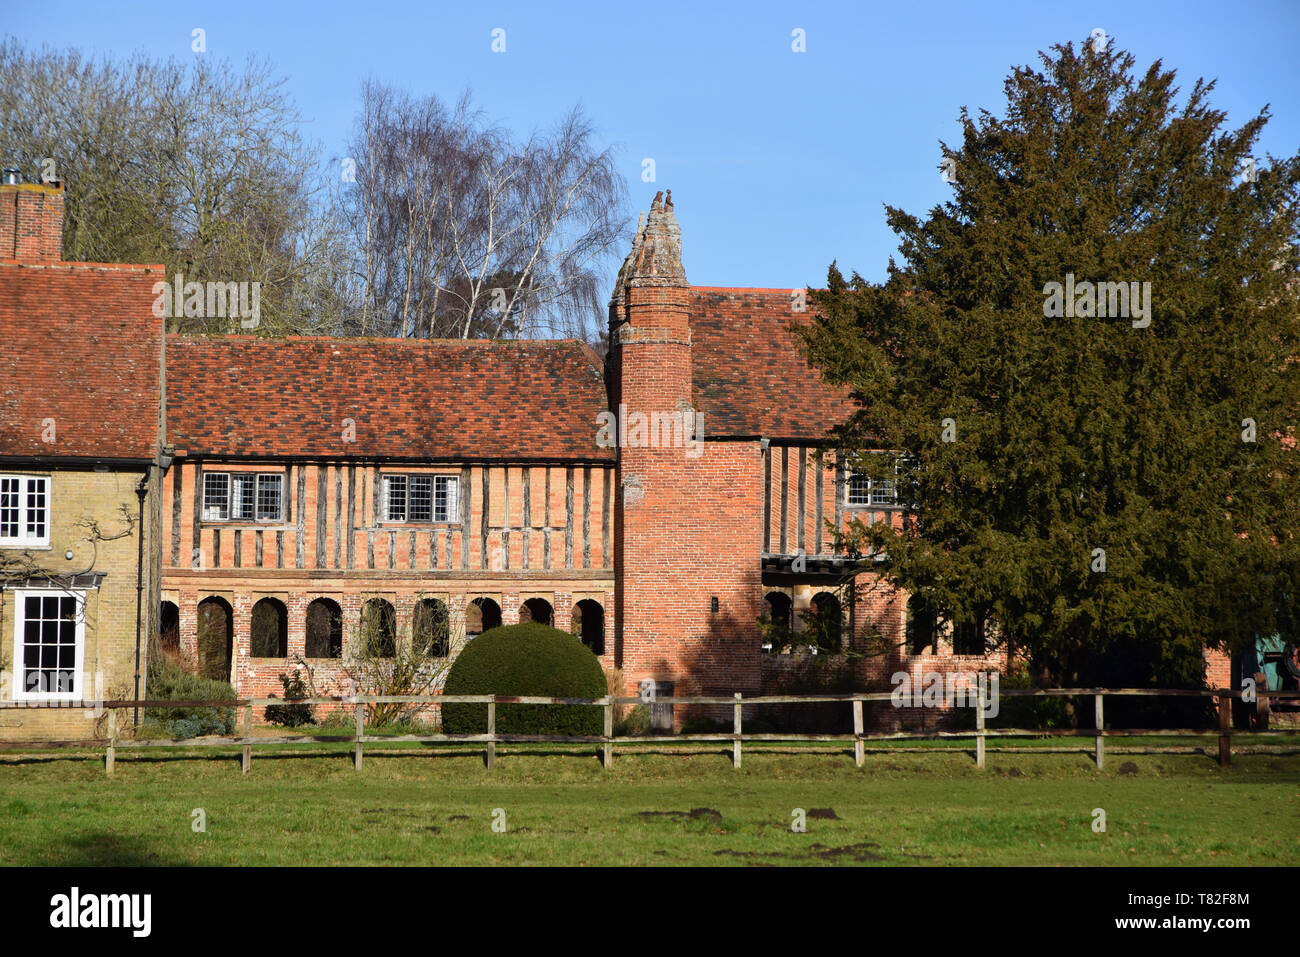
[617,439,764,701]
[1204,648,1231,689]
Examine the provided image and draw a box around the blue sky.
[8,0,1299,291]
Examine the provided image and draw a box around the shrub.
[442,623,607,736]
[265,671,315,727]
[953,665,1067,731]
[343,598,451,728]
[143,654,236,739]
[680,715,730,734]
[613,703,650,737]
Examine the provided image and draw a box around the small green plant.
[613,703,650,737]
[953,664,1067,730]
[757,613,794,654]
[265,671,315,727]
[343,595,452,728]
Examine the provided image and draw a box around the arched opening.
[159,601,180,654]
[465,597,501,638]
[196,596,233,682]
[953,615,987,656]
[906,594,937,655]
[762,591,793,653]
[360,598,397,658]
[571,599,604,655]
[808,591,843,653]
[413,598,450,657]
[251,598,288,658]
[305,598,343,659]
[519,597,554,627]
[765,592,793,629]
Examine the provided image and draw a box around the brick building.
[0,177,165,740]
[156,190,1006,727]
[0,181,1035,738]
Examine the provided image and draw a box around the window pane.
[25,478,47,537]
[203,473,230,520]
[870,477,897,505]
[436,477,457,522]
[0,477,18,537]
[409,477,432,522]
[847,473,869,505]
[384,475,407,521]
[256,474,282,521]
[230,475,255,520]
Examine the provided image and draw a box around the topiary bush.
[442,623,607,736]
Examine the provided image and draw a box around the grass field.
[1,745,1296,866]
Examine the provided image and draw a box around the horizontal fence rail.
[0,688,1296,774]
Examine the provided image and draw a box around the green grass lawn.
[1,746,1296,866]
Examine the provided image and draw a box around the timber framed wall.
[161,458,616,701]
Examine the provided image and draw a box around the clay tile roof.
[0,263,162,462]
[166,335,614,462]
[690,288,854,440]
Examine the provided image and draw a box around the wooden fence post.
[602,696,613,768]
[241,703,252,775]
[105,709,116,776]
[354,702,364,771]
[732,693,742,770]
[975,687,986,769]
[1094,693,1104,770]
[852,698,864,768]
[486,698,496,770]
[1217,692,1231,766]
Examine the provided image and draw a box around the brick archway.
[519,597,553,627]
[197,596,233,682]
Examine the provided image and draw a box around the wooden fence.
[0,687,1297,775]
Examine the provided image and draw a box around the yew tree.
[800,38,1300,688]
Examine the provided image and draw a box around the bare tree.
[0,40,351,335]
[2,41,630,342]
[342,82,630,342]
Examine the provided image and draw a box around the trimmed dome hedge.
[441,623,608,736]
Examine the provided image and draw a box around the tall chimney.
[0,171,65,263]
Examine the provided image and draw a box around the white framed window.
[12,588,85,701]
[0,474,50,547]
[202,472,282,522]
[383,475,458,523]
[845,454,901,507]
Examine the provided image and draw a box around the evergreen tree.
[800,38,1300,689]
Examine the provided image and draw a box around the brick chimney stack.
[607,189,691,413]
[610,190,763,724]
[0,172,65,263]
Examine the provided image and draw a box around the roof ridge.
[167,333,591,347]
